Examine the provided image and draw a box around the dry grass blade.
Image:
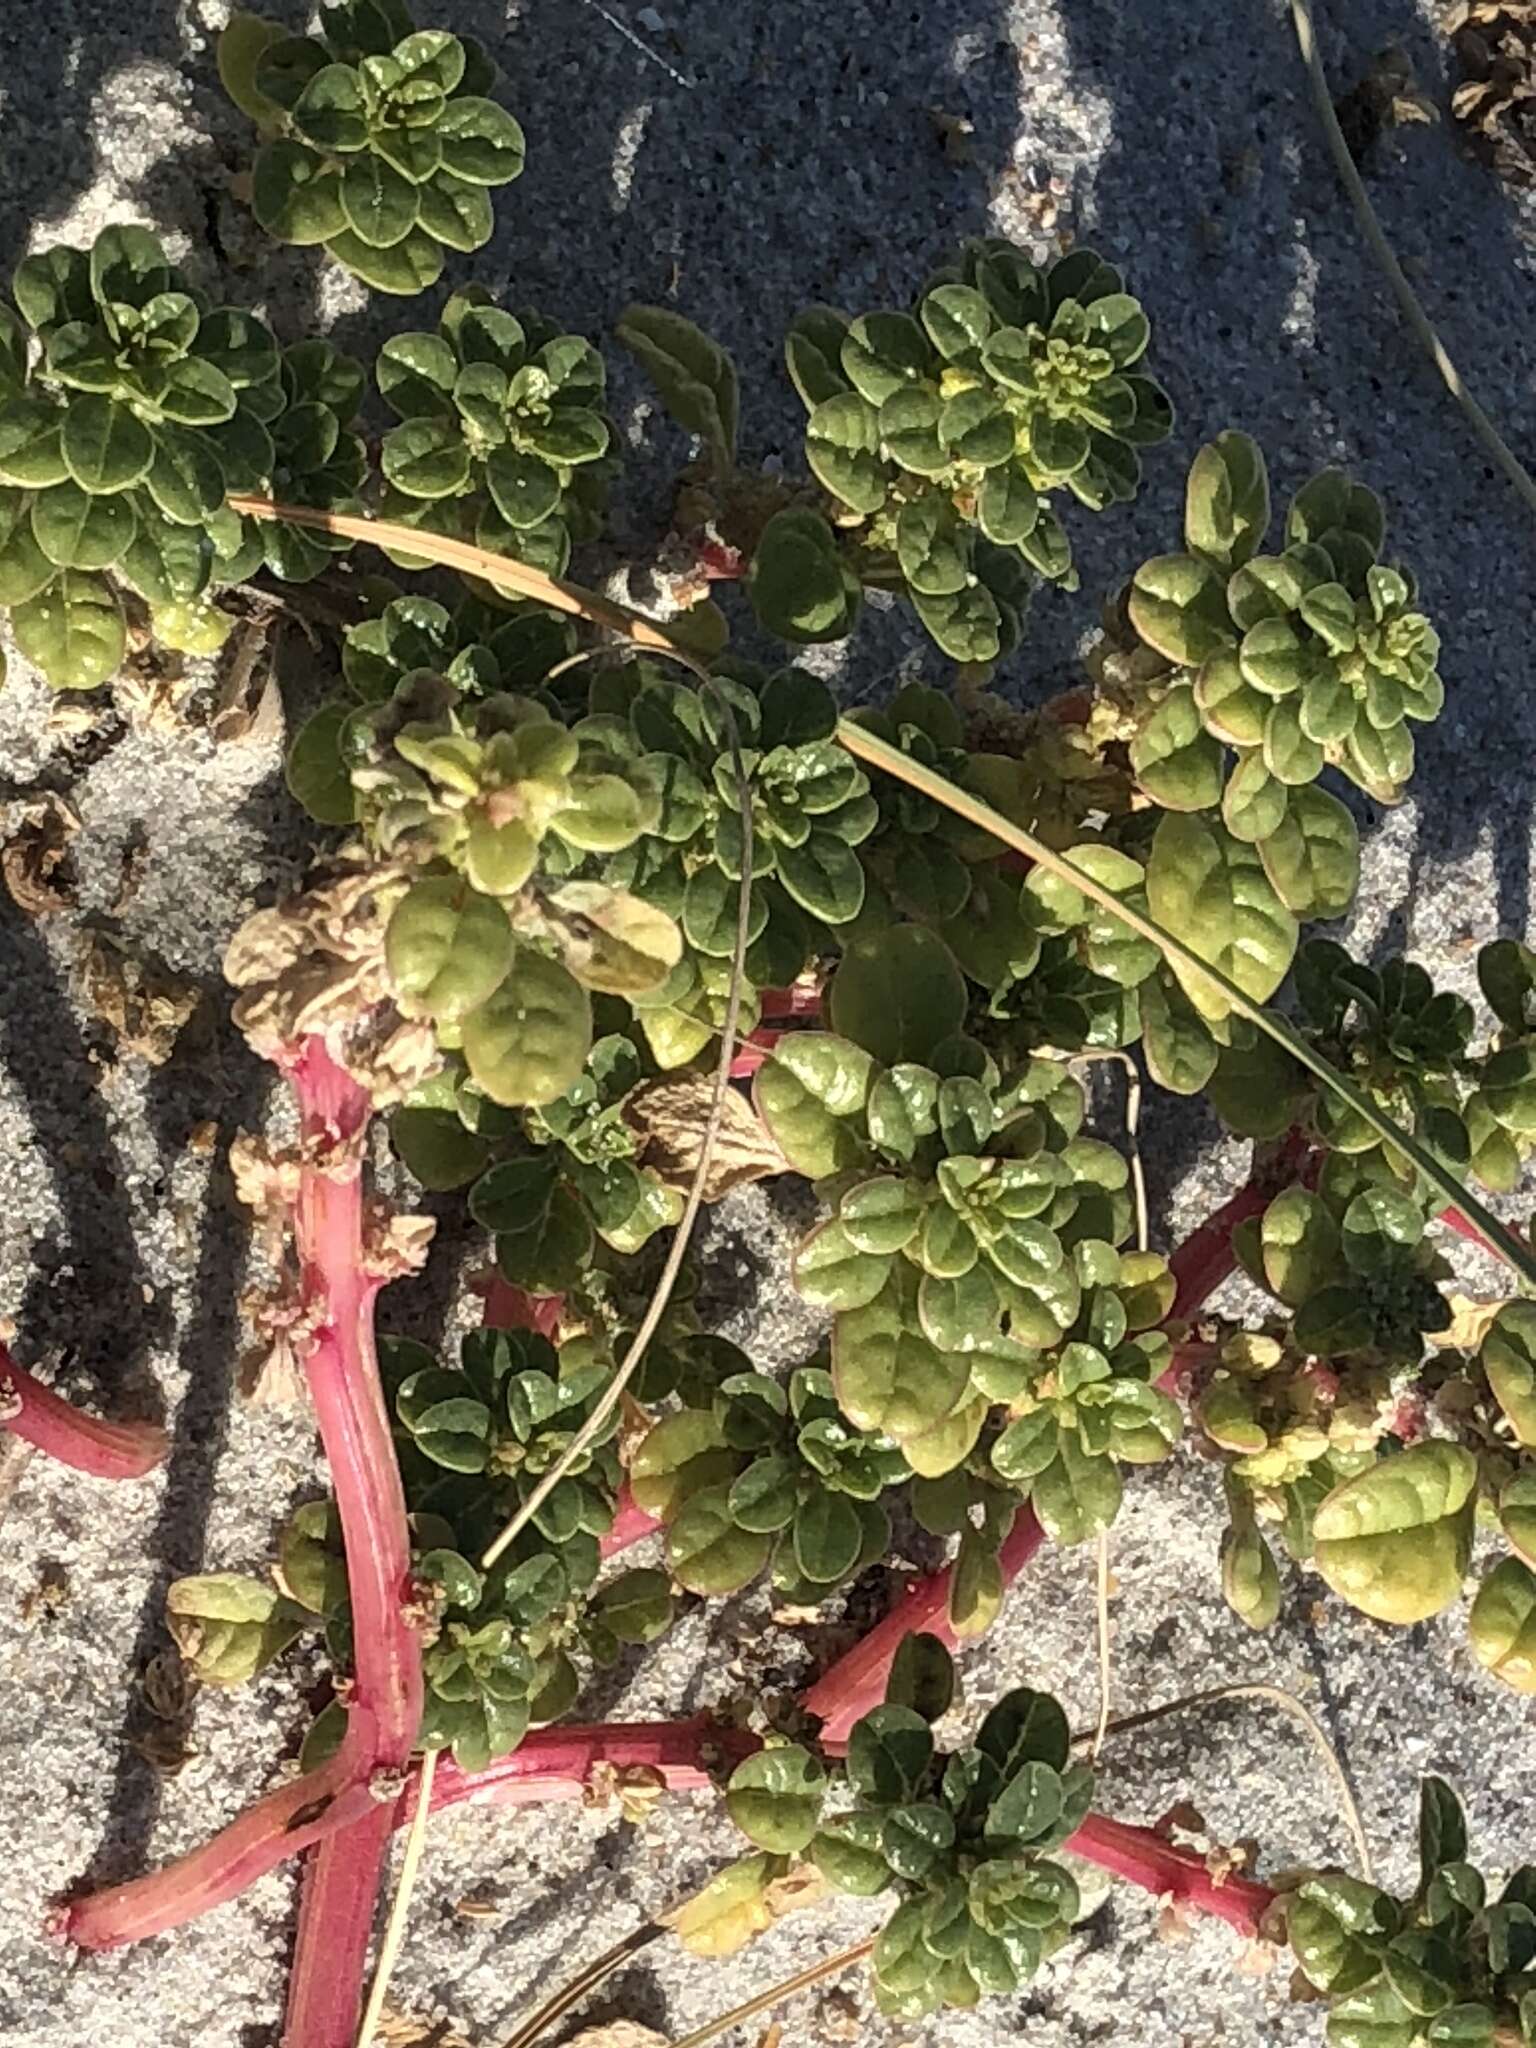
[498,1923,667,2048]
[835,719,1536,1290]
[663,1939,876,2048]
[357,1746,439,2048]
[1074,1681,1374,1883]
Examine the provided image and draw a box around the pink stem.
[1064,1812,1276,1937]
[481,1274,564,1336]
[0,1343,167,1480]
[64,1710,381,1948]
[61,1718,754,1946]
[602,1484,662,1559]
[279,1039,425,2048]
[801,1506,1047,1745]
[1438,1203,1508,1264]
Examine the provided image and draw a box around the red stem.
[602,1484,661,1558]
[1438,1203,1507,1263]
[64,1710,382,1948]
[0,1343,167,1480]
[62,1718,752,1946]
[1063,1812,1276,1937]
[279,1039,425,2048]
[801,1506,1047,1745]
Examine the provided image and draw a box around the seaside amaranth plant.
[7,21,1536,2048]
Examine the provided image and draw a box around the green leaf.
[279,1501,348,1615]
[60,395,153,494]
[832,1274,971,1442]
[589,1567,673,1646]
[1469,1557,1536,1694]
[1032,1433,1123,1545]
[29,481,134,570]
[436,97,527,184]
[985,1760,1062,1843]
[1128,551,1234,665]
[805,391,885,512]
[617,303,738,461]
[976,1686,1070,1774]
[286,702,356,823]
[462,951,592,1108]
[748,507,860,645]
[792,1216,892,1311]
[386,878,513,1022]
[418,172,494,251]
[398,1368,491,1471]
[166,1573,307,1686]
[326,225,445,295]
[665,1485,772,1594]
[291,61,368,151]
[1184,431,1270,569]
[340,152,420,248]
[1145,812,1298,1024]
[792,1488,865,1582]
[12,571,124,689]
[1482,1303,1536,1447]
[726,1745,827,1853]
[846,1703,933,1804]
[886,1632,955,1722]
[1418,1778,1469,1882]
[1260,1186,1342,1306]
[253,140,347,243]
[218,11,289,125]
[829,926,966,1064]
[1130,685,1225,811]
[752,1033,873,1177]
[1313,1443,1476,1625]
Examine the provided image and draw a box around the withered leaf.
[2,792,80,917]
[623,1074,789,1201]
[82,931,202,1066]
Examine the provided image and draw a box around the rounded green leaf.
[752,1032,874,1178]
[1184,431,1270,570]
[1128,551,1233,665]
[419,171,494,251]
[1144,812,1297,1023]
[1313,1443,1476,1624]
[12,570,124,689]
[60,395,153,494]
[726,1745,827,1853]
[462,950,592,1107]
[291,61,368,151]
[340,151,420,248]
[386,879,513,1022]
[1130,684,1224,811]
[1483,1304,1536,1446]
[1471,1558,1536,1693]
[252,140,346,244]
[805,391,884,513]
[832,1277,970,1442]
[792,1216,893,1311]
[829,926,966,1065]
[666,1485,772,1594]
[326,226,445,295]
[436,96,527,184]
[30,480,135,570]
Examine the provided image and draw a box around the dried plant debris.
[1,791,80,916]
[80,932,203,1066]
[1450,2,1536,184]
[1334,43,1438,169]
[624,1072,790,1200]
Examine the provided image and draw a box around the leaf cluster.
[727,1641,1090,2018]
[630,1359,908,1596]
[222,1,524,294]
[762,243,1170,661]
[1290,1778,1536,2048]
[0,227,363,684]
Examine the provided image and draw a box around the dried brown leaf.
[623,1074,788,1200]
[81,933,202,1066]
[2,793,79,916]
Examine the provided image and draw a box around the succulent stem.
[0,1343,167,1481]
